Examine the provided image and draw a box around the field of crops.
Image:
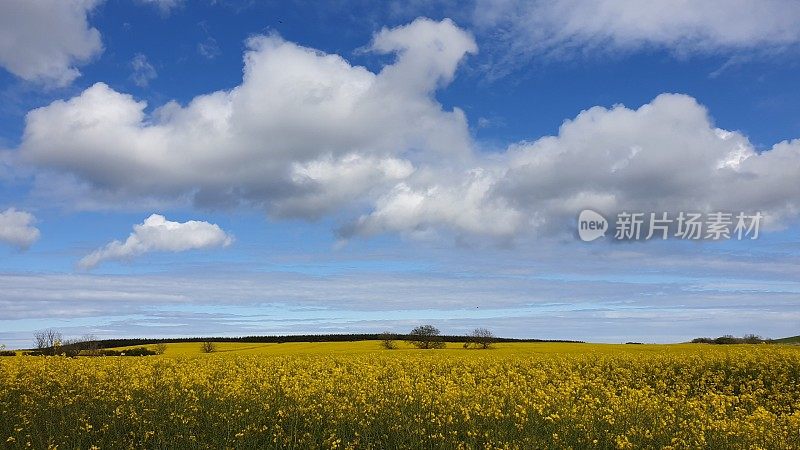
[2,342,799,449]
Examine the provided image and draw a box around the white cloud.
[78,214,233,269]
[136,0,182,15]
[21,18,476,216]
[0,208,40,249]
[274,154,414,218]
[14,17,800,243]
[474,0,800,74]
[348,169,524,239]
[348,93,800,240]
[129,53,157,87]
[0,0,103,87]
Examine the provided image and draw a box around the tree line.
[690,334,770,344]
[14,329,582,353]
[19,329,164,357]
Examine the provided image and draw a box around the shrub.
[201,341,216,353]
[379,332,397,350]
[0,350,16,357]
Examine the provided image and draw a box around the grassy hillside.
[773,335,800,344]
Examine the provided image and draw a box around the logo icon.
[578,209,608,242]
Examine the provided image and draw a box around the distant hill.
[773,335,800,344]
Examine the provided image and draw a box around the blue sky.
[1,0,799,347]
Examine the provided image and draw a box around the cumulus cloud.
[273,154,414,218]
[347,93,800,240]
[474,0,800,73]
[347,169,524,240]
[129,53,157,87]
[14,17,800,243]
[0,208,40,249]
[499,95,800,223]
[78,214,233,269]
[0,0,103,87]
[21,18,476,216]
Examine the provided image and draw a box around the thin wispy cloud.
[136,0,183,16]
[129,53,157,87]
[473,0,800,77]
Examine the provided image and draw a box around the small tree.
[154,343,168,355]
[201,341,216,353]
[379,332,398,350]
[406,325,446,349]
[469,328,496,349]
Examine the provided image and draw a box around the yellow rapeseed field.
[1,342,799,449]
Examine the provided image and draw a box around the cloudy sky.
[1,0,799,348]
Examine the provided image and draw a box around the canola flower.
[1,344,799,449]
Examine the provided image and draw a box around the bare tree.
[469,328,496,349]
[406,325,446,349]
[200,341,216,353]
[34,329,62,355]
[379,332,398,350]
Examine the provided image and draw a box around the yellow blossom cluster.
[1,344,799,449]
